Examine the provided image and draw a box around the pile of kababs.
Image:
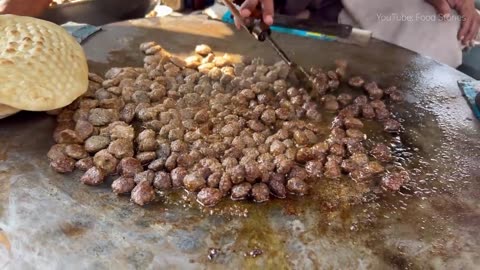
[47,41,410,207]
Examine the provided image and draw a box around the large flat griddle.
[0,16,479,269]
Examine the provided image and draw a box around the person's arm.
[0,0,52,17]
[426,0,480,46]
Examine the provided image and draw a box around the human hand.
[449,0,480,46]
[0,0,52,17]
[233,0,274,29]
[426,0,480,46]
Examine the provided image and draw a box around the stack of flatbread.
[0,15,88,119]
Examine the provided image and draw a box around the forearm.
[0,0,52,17]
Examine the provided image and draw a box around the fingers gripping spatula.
[222,0,314,91]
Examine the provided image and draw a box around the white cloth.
[339,0,464,67]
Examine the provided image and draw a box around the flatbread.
[0,103,20,119]
[0,15,88,111]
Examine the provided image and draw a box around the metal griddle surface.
[1,16,479,269]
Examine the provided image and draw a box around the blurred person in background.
[2,0,479,67]
[236,0,480,67]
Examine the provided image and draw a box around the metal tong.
[222,0,313,87]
